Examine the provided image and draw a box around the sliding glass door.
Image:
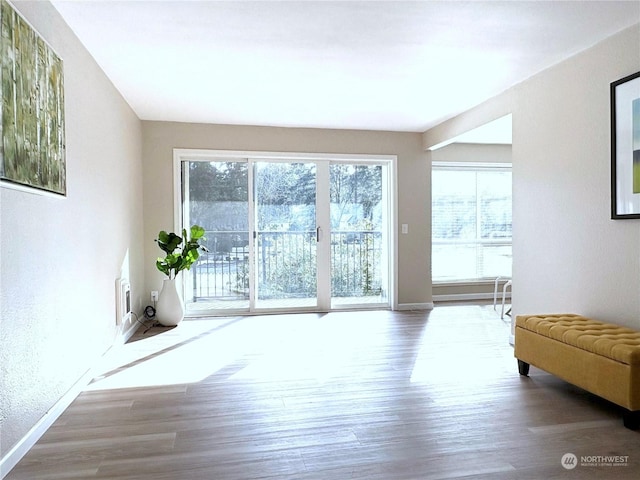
[330,164,388,307]
[178,151,393,315]
[183,160,250,313]
[254,161,318,309]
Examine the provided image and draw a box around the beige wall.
[432,281,505,302]
[424,24,640,328]
[431,142,511,164]
[141,122,430,308]
[0,1,144,459]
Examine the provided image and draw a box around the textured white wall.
[424,24,640,328]
[0,1,144,458]
[141,122,430,307]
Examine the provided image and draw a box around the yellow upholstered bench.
[514,314,640,429]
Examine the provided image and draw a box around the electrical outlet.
[151,291,159,302]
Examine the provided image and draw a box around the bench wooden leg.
[623,410,640,430]
[517,359,530,376]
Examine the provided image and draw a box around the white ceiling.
[51,0,640,133]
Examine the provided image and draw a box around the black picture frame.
[611,71,640,219]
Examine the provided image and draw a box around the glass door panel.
[330,164,388,307]
[254,162,318,309]
[183,160,250,313]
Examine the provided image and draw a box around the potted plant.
[155,225,207,326]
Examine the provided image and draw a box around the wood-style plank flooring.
[6,305,640,479]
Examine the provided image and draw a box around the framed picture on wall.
[611,71,640,219]
[0,0,66,196]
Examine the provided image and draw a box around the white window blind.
[432,163,512,282]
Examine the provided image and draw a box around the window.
[432,162,512,282]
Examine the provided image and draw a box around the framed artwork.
[0,0,66,196]
[611,71,640,219]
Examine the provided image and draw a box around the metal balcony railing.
[189,230,383,303]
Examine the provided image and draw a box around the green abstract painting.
[0,0,65,195]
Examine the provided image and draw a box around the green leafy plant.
[156,225,207,279]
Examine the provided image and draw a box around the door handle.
[316,226,321,242]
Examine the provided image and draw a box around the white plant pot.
[156,278,184,326]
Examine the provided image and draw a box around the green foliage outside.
[223,228,382,299]
[257,233,318,298]
[330,221,382,298]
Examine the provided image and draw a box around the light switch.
[401,224,408,234]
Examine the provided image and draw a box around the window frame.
[173,148,399,313]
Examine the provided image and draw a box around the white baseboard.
[396,302,434,311]
[0,365,95,478]
[1,320,141,479]
[119,315,141,344]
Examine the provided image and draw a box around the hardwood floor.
[6,305,640,479]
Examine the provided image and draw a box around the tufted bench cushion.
[514,314,640,429]
[516,314,640,365]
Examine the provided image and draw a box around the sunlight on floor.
[85,307,512,394]
[86,313,367,391]
[87,317,247,390]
